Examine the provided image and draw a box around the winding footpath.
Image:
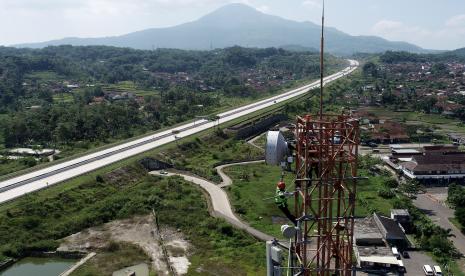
[150,160,272,241]
[246,134,266,152]
[216,160,264,188]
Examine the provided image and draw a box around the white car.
[392,247,400,259]
[423,265,434,275]
[397,260,405,273]
[433,265,442,276]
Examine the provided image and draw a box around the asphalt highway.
[0,59,359,204]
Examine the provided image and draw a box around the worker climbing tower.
[265,1,360,275]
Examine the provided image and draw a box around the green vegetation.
[380,50,465,64]
[448,183,465,233]
[361,107,460,125]
[225,163,295,237]
[0,157,37,176]
[338,59,465,272]
[104,81,160,97]
[394,197,462,273]
[1,86,218,148]
[155,134,263,182]
[52,93,74,103]
[73,242,152,276]
[223,155,397,237]
[0,162,265,274]
[445,259,465,276]
[450,217,463,232]
[0,45,345,176]
[0,88,288,183]
[0,104,290,271]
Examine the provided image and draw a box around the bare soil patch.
[59,215,191,275]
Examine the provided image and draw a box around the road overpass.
[0,60,359,204]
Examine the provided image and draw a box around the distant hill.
[279,45,319,52]
[15,3,428,55]
[449,47,465,57]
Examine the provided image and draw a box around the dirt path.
[151,162,274,242]
[216,160,264,188]
[246,134,265,151]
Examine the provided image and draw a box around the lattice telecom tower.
[265,1,361,275]
[292,114,359,275]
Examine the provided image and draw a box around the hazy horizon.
[1,0,465,50]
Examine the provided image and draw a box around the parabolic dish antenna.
[265,131,288,166]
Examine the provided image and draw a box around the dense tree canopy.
[0,45,344,150]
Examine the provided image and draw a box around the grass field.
[360,106,465,134]
[0,159,32,177]
[104,81,160,97]
[52,93,74,103]
[224,163,396,237]
[73,243,152,276]
[225,163,295,237]
[156,134,264,182]
[25,71,65,82]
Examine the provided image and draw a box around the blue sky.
[1,0,464,50]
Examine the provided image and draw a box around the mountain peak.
[194,2,295,31]
[212,3,261,14]
[197,3,268,25]
[14,3,426,55]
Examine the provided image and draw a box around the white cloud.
[302,0,322,9]
[371,17,465,50]
[371,20,430,40]
[0,0,84,11]
[446,14,465,27]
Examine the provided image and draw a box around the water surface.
[0,257,75,276]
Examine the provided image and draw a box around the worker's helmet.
[277,181,286,190]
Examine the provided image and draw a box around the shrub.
[385,177,399,188]
[220,224,234,236]
[378,188,395,199]
[234,205,247,215]
[455,206,465,228]
[107,241,120,252]
[21,157,37,167]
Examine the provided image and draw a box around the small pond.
[0,257,75,276]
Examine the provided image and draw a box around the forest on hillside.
[0,45,345,170]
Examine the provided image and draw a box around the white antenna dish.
[265,131,289,166]
[281,224,297,239]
